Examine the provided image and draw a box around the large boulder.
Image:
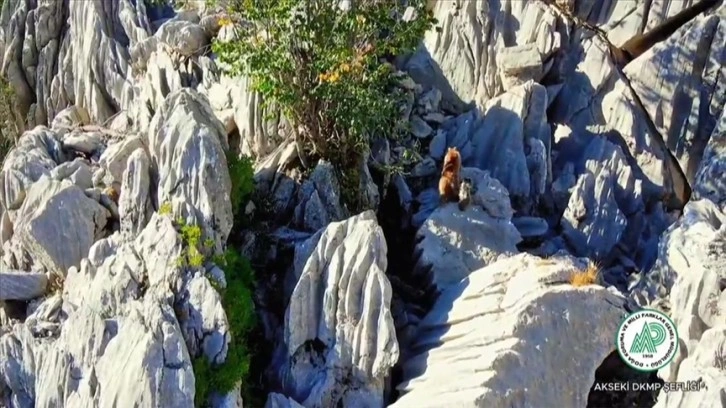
[0,127,64,219]
[146,89,233,252]
[275,211,397,408]
[414,168,521,291]
[392,253,629,408]
[3,176,109,275]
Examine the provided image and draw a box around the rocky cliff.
[0,1,725,408]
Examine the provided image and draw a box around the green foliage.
[0,73,20,164]
[159,201,173,215]
[194,248,256,407]
[174,219,205,269]
[227,152,255,219]
[212,0,436,209]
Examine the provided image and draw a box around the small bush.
[227,152,255,219]
[159,201,173,215]
[569,262,600,287]
[175,220,205,268]
[194,247,256,406]
[0,73,20,163]
[212,0,436,210]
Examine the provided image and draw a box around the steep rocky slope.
[0,1,725,408]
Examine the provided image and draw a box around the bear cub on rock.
[438,147,461,205]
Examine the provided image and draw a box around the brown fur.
[104,182,121,204]
[439,147,461,205]
[615,0,719,66]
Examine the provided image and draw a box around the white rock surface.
[118,148,153,240]
[0,270,47,301]
[279,211,397,408]
[392,253,628,408]
[628,198,726,408]
[406,0,561,111]
[630,199,726,309]
[414,168,521,291]
[655,326,726,408]
[147,89,232,252]
[3,176,109,275]
[0,297,196,407]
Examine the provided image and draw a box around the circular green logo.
[615,309,678,372]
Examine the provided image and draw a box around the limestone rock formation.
[392,253,628,408]
[0,0,725,407]
[275,211,397,408]
[414,168,521,291]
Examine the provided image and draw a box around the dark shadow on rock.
[587,350,663,408]
[404,45,473,115]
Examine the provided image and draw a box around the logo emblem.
[616,309,678,372]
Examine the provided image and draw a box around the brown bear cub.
[458,178,472,211]
[438,147,461,205]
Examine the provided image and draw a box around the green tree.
[213,0,436,209]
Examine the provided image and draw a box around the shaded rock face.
[273,211,398,408]
[629,199,726,408]
[426,81,551,213]
[391,253,628,408]
[0,0,724,407]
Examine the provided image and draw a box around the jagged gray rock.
[630,199,726,309]
[277,211,397,408]
[405,1,561,111]
[147,89,232,253]
[625,11,725,186]
[98,136,145,187]
[434,81,551,210]
[49,158,93,190]
[293,160,347,232]
[0,127,64,216]
[154,20,208,57]
[0,297,196,407]
[627,199,726,408]
[413,168,521,291]
[693,109,726,207]
[3,176,109,275]
[265,393,304,408]
[0,270,47,301]
[393,253,628,408]
[118,148,153,240]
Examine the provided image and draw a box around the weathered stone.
[279,211,397,407]
[393,253,628,408]
[0,271,48,301]
[6,176,109,276]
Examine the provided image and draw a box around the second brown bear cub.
[438,147,461,205]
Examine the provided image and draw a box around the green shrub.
[194,248,256,407]
[159,201,173,215]
[0,73,20,163]
[227,152,255,219]
[212,0,436,210]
